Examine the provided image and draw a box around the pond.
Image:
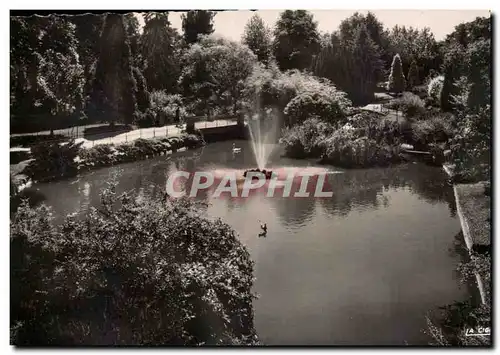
[30,139,469,345]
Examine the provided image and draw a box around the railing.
[10,116,241,149]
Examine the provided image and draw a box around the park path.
[11,119,237,150]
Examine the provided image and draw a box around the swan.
[260,222,267,233]
[232,143,241,154]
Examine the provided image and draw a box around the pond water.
[30,140,469,345]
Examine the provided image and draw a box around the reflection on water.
[27,140,467,345]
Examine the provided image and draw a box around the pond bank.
[10,133,205,190]
[442,164,490,304]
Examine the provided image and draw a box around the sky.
[135,10,490,41]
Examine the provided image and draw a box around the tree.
[179,35,257,116]
[387,54,406,94]
[273,10,320,71]
[387,25,441,83]
[407,59,419,89]
[124,13,141,66]
[11,16,85,132]
[181,10,216,44]
[132,67,150,112]
[338,11,389,75]
[314,25,382,105]
[140,12,180,92]
[10,184,259,345]
[87,14,137,125]
[242,13,272,64]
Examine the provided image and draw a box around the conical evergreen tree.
[387,53,406,94]
[87,14,136,125]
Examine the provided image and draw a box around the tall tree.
[11,15,85,132]
[387,54,406,94]
[441,16,491,112]
[87,14,136,125]
[242,13,272,64]
[338,11,389,75]
[179,35,257,116]
[140,12,180,92]
[181,10,216,44]
[273,10,320,71]
[387,25,441,82]
[352,25,384,102]
[313,25,382,105]
[407,59,419,89]
[69,14,104,90]
[124,13,141,67]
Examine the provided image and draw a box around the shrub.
[283,91,347,126]
[281,114,405,167]
[24,140,83,182]
[78,144,116,168]
[10,184,259,345]
[280,117,334,158]
[395,92,426,118]
[427,75,444,104]
[321,131,401,168]
[243,65,351,121]
[10,134,67,148]
[134,109,157,128]
[411,115,454,150]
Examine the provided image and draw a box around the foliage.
[411,115,454,150]
[407,60,419,89]
[78,135,204,169]
[426,251,491,346]
[24,139,83,182]
[284,91,347,126]
[273,10,320,71]
[387,92,426,118]
[10,134,67,148]
[337,11,390,78]
[440,16,490,112]
[124,13,141,66]
[181,10,216,44]
[427,75,444,104]
[69,14,105,92]
[179,35,257,116]
[148,92,187,125]
[87,14,137,125]
[313,24,383,105]
[281,114,405,167]
[11,16,86,131]
[386,25,442,82]
[132,67,151,112]
[141,12,181,92]
[450,105,491,182]
[445,17,491,182]
[243,65,351,123]
[10,182,258,345]
[387,54,406,93]
[242,13,272,64]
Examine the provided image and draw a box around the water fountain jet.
[244,111,280,179]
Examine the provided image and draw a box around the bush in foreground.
[11,183,259,345]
